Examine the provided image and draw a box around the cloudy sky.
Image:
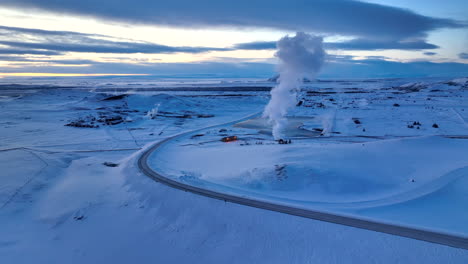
[0,0,467,78]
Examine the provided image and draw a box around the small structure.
[278,139,292,144]
[221,136,238,142]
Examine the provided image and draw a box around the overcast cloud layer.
[0,1,466,77]
[234,39,439,51]
[0,25,441,56]
[0,0,464,41]
[0,26,228,54]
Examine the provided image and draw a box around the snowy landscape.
[1,76,468,263]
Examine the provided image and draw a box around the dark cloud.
[0,55,30,61]
[233,41,277,50]
[47,59,96,65]
[459,53,468,59]
[362,56,390,60]
[0,26,229,54]
[0,0,464,40]
[0,25,96,37]
[0,48,62,55]
[234,38,439,51]
[0,40,228,54]
[325,39,438,50]
[424,52,437,56]
[0,55,96,65]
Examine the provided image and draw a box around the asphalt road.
[137,113,468,250]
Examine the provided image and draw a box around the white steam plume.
[146,103,160,119]
[263,32,326,140]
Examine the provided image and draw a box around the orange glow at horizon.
[0,73,150,77]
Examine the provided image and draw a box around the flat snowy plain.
[1,77,467,263]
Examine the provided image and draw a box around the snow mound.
[396,82,428,92]
[446,77,468,88]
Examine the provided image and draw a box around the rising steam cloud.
[263,32,326,140]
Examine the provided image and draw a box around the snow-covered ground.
[149,77,468,237]
[1,77,467,263]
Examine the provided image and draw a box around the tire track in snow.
[452,108,468,128]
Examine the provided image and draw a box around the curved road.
[138,113,468,250]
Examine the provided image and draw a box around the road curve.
[138,113,468,250]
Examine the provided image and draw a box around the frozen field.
[1,77,468,263]
[149,77,468,236]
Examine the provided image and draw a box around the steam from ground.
[263,32,326,140]
[146,103,160,119]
